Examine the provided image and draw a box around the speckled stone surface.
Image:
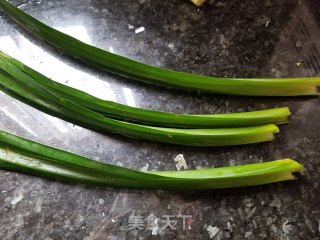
[0,0,320,239]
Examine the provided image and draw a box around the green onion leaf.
[0,0,319,96]
[0,130,304,189]
[0,51,291,128]
[0,62,279,147]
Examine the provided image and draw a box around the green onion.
[0,0,319,96]
[0,51,291,128]
[0,60,280,147]
[0,130,304,189]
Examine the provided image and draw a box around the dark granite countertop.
[0,0,320,239]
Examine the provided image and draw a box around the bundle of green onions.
[0,0,308,189]
[0,130,304,189]
[0,0,319,96]
[0,51,288,146]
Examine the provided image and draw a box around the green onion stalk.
[0,0,319,96]
[0,54,281,147]
[0,51,291,128]
[0,130,304,189]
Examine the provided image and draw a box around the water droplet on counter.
[17,2,29,8]
[18,0,42,9]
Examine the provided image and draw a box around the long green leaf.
[0,67,279,147]
[0,0,319,96]
[0,51,291,128]
[0,130,304,189]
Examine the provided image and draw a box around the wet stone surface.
[0,0,320,239]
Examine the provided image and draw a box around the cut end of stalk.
[264,125,279,142]
[267,124,280,134]
[190,0,206,6]
[298,78,320,96]
[282,158,304,172]
[282,107,291,118]
[270,107,291,125]
[273,158,304,181]
[308,84,320,96]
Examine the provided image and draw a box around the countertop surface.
[0,0,320,239]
